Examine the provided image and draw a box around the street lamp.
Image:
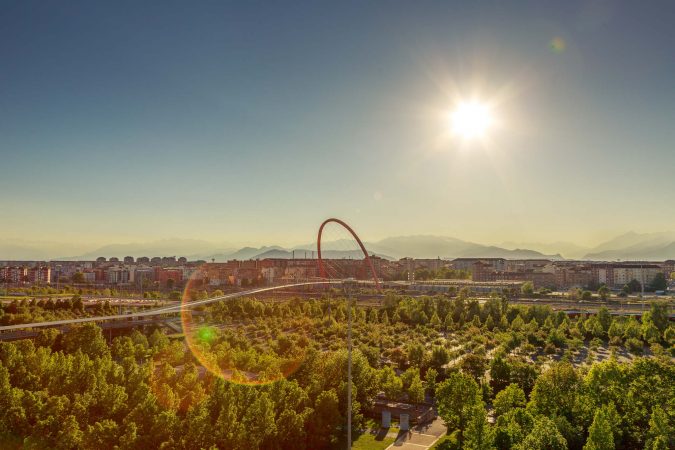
[343,278,356,449]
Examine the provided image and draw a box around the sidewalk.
[385,416,447,450]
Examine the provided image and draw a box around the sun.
[449,101,493,140]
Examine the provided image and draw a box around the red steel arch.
[317,218,381,290]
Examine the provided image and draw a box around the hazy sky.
[2,1,674,248]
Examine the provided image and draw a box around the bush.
[625,337,643,355]
[609,336,623,347]
[590,337,603,350]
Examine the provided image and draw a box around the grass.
[431,432,459,450]
[332,419,399,450]
[350,432,395,450]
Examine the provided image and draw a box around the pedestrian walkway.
[385,416,447,450]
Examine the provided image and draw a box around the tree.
[72,272,86,284]
[464,402,494,450]
[510,314,524,331]
[241,392,277,449]
[641,320,661,344]
[664,325,675,346]
[444,312,455,330]
[276,409,307,450]
[308,390,341,447]
[493,384,526,417]
[515,416,567,450]
[380,366,403,400]
[55,415,83,449]
[494,407,534,450]
[61,323,108,359]
[430,311,441,329]
[148,329,169,351]
[583,406,615,450]
[484,315,495,331]
[509,360,538,396]
[36,328,60,348]
[425,368,438,395]
[436,372,482,447]
[407,374,425,403]
[648,302,670,332]
[627,279,642,294]
[608,321,623,343]
[489,356,511,394]
[645,406,672,450]
[597,307,612,332]
[407,343,425,368]
[82,419,120,448]
[623,317,641,340]
[528,362,579,420]
[520,282,534,297]
[649,272,667,292]
[461,353,487,381]
[430,346,449,370]
[597,284,610,301]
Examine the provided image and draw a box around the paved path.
[385,417,447,450]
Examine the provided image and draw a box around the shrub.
[625,337,643,355]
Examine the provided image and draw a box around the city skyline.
[2,1,675,247]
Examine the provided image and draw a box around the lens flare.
[179,263,307,385]
[550,37,566,53]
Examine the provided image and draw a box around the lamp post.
[344,278,355,449]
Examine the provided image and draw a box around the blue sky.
[1,1,674,247]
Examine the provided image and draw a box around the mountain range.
[2,231,675,262]
[582,231,675,260]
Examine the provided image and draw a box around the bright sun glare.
[450,101,493,140]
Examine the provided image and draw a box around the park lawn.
[350,432,395,450]
[333,420,399,450]
[431,432,459,449]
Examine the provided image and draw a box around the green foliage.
[489,355,511,394]
[583,405,616,450]
[520,282,534,296]
[647,302,670,332]
[494,407,533,449]
[61,323,109,358]
[436,372,482,446]
[379,366,403,400]
[645,406,672,450]
[649,272,667,292]
[461,353,487,381]
[464,402,494,450]
[425,367,438,394]
[515,416,567,450]
[430,345,449,370]
[528,362,579,421]
[494,384,526,418]
[1,293,671,449]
